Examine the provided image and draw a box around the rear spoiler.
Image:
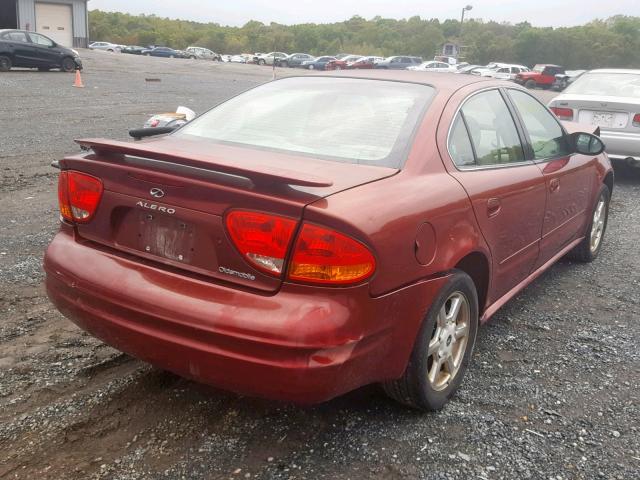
[74,138,333,187]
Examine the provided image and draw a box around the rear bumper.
[44,228,446,403]
[601,130,640,164]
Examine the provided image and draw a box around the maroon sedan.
[347,56,384,69]
[45,71,613,410]
[326,55,362,71]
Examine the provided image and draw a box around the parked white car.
[88,42,121,53]
[407,60,457,72]
[473,63,530,80]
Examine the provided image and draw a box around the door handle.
[549,178,560,193]
[487,197,501,217]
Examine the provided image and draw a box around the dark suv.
[375,56,423,70]
[0,29,82,72]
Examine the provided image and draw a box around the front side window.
[29,33,53,47]
[459,90,525,166]
[176,77,435,167]
[507,89,570,160]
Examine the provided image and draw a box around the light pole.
[460,5,473,35]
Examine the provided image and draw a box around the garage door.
[35,3,73,47]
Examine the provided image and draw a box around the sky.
[88,0,640,28]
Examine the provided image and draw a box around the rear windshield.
[176,77,435,167]
[566,72,640,97]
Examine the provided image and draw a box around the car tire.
[567,184,610,263]
[144,52,150,56]
[0,55,12,72]
[169,55,175,58]
[281,61,288,68]
[524,79,536,89]
[190,55,196,59]
[107,49,113,52]
[258,59,265,66]
[382,270,479,411]
[335,65,342,70]
[308,64,314,70]
[60,57,76,73]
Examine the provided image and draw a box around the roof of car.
[308,70,495,92]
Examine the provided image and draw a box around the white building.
[0,0,89,47]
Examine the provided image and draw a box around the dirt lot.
[1,51,639,480]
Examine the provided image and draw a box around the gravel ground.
[0,51,638,480]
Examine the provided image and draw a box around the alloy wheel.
[427,291,470,391]
[590,195,607,253]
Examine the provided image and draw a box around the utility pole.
[460,5,473,36]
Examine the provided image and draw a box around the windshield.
[176,77,435,167]
[533,65,545,73]
[566,72,640,97]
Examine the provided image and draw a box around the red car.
[347,56,384,69]
[515,64,566,89]
[325,55,362,71]
[45,72,613,410]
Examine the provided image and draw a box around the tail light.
[57,170,103,223]
[226,211,297,275]
[225,210,376,285]
[288,223,376,285]
[550,107,573,120]
[633,113,640,127]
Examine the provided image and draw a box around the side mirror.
[569,132,605,156]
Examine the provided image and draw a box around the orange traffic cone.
[72,69,84,88]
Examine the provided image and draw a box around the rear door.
[505,88,595,267]
[0,31,32,66]
[445,89,546,300]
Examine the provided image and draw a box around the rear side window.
[459,90,525,166]
[3,31,29,43]
[507,89,570,160]
[177,77,435,168]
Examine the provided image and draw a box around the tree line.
[89,10,640,69]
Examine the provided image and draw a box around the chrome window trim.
[456,160,535,171]
[446,86,532,171]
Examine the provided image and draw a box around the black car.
[0,29,82,72]
[141,47,183,58]
[122,45,146,55]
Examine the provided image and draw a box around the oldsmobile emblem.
[149,187,165,198]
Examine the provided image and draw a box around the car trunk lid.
[554,94,640,131]
[59,135,397,292]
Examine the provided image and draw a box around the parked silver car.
[185,46,220,61]
[88,42,121,53]
[549,69,640,167]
